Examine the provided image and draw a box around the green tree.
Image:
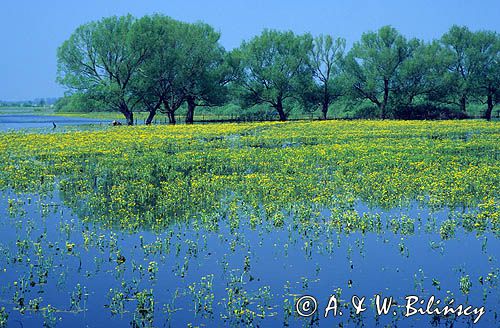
[54,93,106,112]
[57,15,148,125]
[181,22,231,124]
[130,15,186,124]
[235,29,314,121]
[395,41,452,106]
[441,26,500,118]
[440,26,476,114]
[344,26,417,119]
[469,31,500,120]
[307,35,346,119]
[132,16,230,124]
[182,23,231,124]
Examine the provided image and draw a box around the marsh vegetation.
[0,120,498,326]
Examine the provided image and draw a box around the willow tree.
[180,22,231,124]
[57,15,148,125]
[394,41,452,107]
[469,30,500,120]
[130,15,186,124]
[344,26,417,119]
[440,26,477,114]
[131,16,229,124]
[308,35,346,119]
[235,29,314,121]
[439,26,500,118]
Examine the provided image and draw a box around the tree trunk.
[321,84,330,120]
[460,95,467,114]
[120,103,134,126]
[127,112,134,126]
[381,79,389,119]
[145,102,161,125]
[275,98,287,121]
[321,101,329,120]
[485,92,494,121]
[186,97,196,124]
[162,100,177,125]
[167,111,176,125]
[145,111,155,125]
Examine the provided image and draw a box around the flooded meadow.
[0,120,498,327]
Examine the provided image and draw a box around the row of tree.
[57,14,499,124]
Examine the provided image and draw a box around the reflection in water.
[0,189,498,327]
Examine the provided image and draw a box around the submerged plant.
[460,275,472,295]
[439,219,457,240]
[29,297,43,312]
[42,305,58,328]
[187,274,215,318]
[0,307,7,328]
[70,284,88,312]
[132,289,155,327]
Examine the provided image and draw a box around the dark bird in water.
[52,122,57,129]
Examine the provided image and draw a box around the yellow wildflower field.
[0,120,497,231]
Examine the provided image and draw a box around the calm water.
[0,189,497,327]
[0,115,109,131]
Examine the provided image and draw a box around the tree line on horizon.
[56,14,500,125]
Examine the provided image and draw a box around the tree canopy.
[57,17,500,123]
[57,15,148,125]
[304,35,346,119]
[233,29,314,121]
[343,26,418,119]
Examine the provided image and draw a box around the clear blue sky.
[1,0,499,101]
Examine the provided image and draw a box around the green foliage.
[393,103,468,120]
[440,26,500,118]
[129,15,190,124]
[57,15,149,125]
[439,219,457,240]
[0,307,7,327]
[306,34,346,119]
[134,15,230,124]
[54,93,108,112]
[459,275,472,295]
[57,17,499,122]
[58,14,230,125]
[178,21,231,124]
[395,41,452,107]
[343,26,418,119]
[233,29,314,121]
[467,30,500,120]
